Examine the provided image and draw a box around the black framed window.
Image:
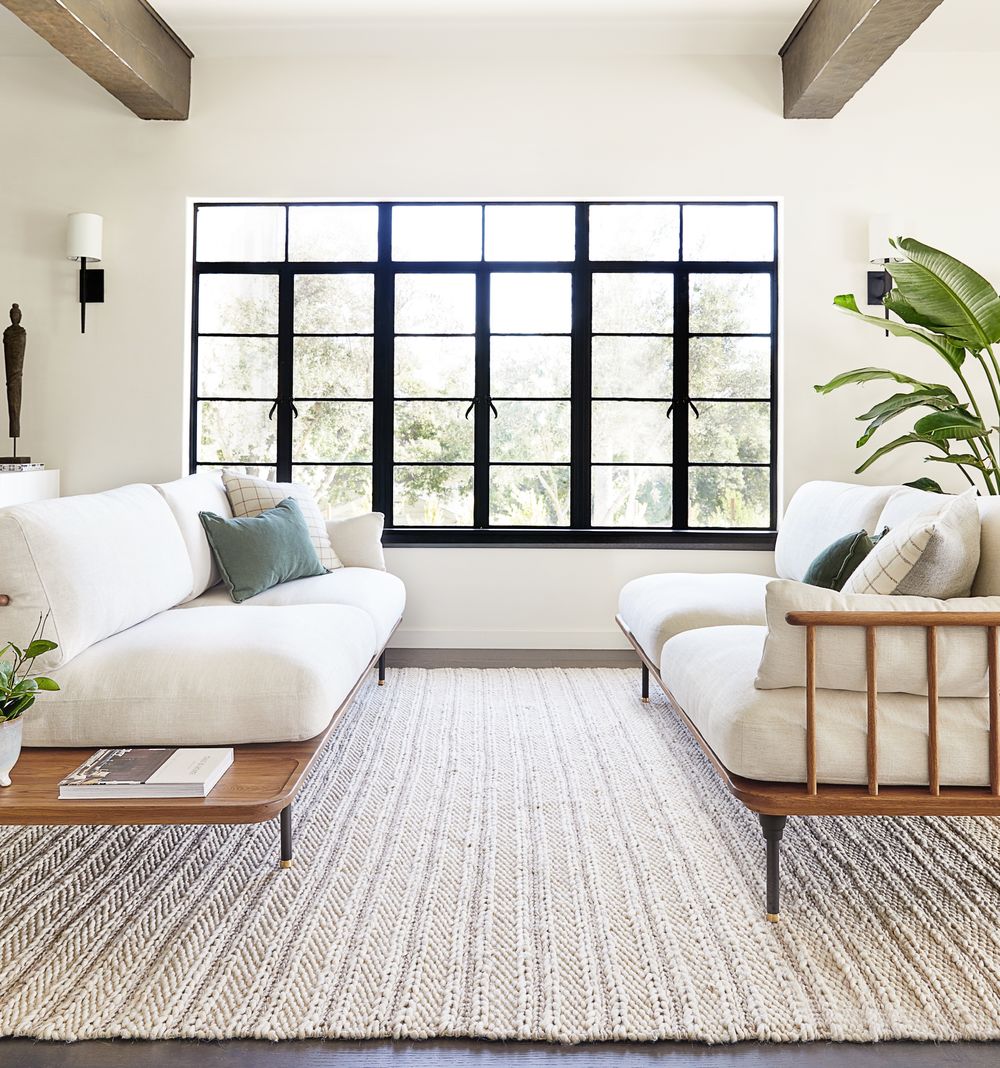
[191,200,778,548]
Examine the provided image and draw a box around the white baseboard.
[390,626,631,650]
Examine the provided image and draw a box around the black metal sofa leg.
[640,662,649,703]
[759,814,787,922]
[378,651,386,686]
[280,803,293,870]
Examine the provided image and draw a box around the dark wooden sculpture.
[1,305,28,462]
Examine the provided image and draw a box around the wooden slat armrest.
[785,610,1000,628]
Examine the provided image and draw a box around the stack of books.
[58,747,234,799]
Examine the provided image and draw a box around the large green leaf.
[886,238,1000,349]
[814,366,940,394]
[855,388,958,447]
[904,477,944,493]
[24,638,57,659]
[913,407,990,441]
[854,432,948,474]
[32,676,59,692]
[833,294,968,370]
[924,453,988,470]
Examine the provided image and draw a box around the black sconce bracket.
[78,259,105,333]
[867,268,891,307]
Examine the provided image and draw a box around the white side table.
[0,470,60,508]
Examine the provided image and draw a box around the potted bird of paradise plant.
[818,236,1000,494]
[0,617,60,786]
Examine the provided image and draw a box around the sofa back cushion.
[974,496,1000,596]
[756,578,1000,697]
[155,472,233,600]
[0,484,194,671]
[775,481,898,581]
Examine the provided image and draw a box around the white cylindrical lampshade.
[868,214,905,263]
[66,212,103,262]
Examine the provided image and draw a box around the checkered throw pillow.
[841,521,933,595]
[222,471,342,571]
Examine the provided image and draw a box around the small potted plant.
[0,618,60,787]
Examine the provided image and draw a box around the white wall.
[0,49,997,648]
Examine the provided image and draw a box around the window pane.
[294,337,373,398]
[292,464,372,521]
[592,401,671,463]
[288,206,378,262]
[197,401,275,464]
[491,401,570,462]
[689,466,770,527]
[395,274,476,334]
[485,205,575,261]
[589,205,679,261]
[592,273,672,333]
[293,400,372,462]
[199,275,278,334]
[395,337,475,398]
[394,465,474,525]
[197,338,277,398]
[689,402,770,464]
[490,273,572,333]
[683,204,775,261]
[490,337,571,398]
[394,401,473,462]
[592,337,671,398]
[295,275,374,334]
[490,466,570,526]
[196,206,285,262]
[689,337,770,399]
[592,466,672,527]
[392,205,482,261]
[689,274,770,334]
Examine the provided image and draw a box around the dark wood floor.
[5,655,996,1065]
[2,1038,997,1067]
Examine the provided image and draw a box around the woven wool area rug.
[2,667,1000,1043]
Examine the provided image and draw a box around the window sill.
[381,528,777,550]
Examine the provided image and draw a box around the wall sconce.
[66,213,104,333]
[867,213,904,307]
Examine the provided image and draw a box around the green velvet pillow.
[803,527,889,591]
[199,497,327,604]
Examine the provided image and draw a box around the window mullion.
[474,268,490,528]
[276,268,293,482]
[570,203,591,529]
[373,204,393,520]
[672,269,690,530]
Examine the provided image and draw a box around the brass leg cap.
[378,679,385,686]
[766,912,780,923]
[640,696,650,703]
[280,860,292,870]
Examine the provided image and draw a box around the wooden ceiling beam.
[780,0,943,119]
[0,0,192,120]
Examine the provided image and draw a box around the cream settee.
[619,480,1000,790]
[0,473,404,747]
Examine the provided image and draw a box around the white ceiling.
[0,0,993,59]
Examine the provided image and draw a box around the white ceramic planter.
[0,718,23,787]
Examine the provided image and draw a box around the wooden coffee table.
[0,638,392,870]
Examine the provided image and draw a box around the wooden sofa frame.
[0,620,400,870]
[617,610,1000,922]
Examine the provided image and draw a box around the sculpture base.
[0,457,31,463]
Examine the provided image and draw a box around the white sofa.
[0,473,404,747]
[618,480,1000,789]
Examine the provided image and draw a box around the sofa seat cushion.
[22,605,377,747]
[660,626,990,787]
[618,572,770,664]
[178,567,405,648]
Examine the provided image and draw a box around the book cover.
[59,748,235,799]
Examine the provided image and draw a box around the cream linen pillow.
[755,578,1000,697]
[326,512,386,570]
[842,489,980,598]
[222,471,342,571]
